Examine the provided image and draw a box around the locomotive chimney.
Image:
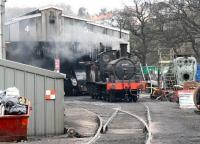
[99,42,105,52]
[120,43,127,57]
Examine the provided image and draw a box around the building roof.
[62,14,89,22]
[5,13,41,25]
[87,22,129,34]
[39,5,63,11]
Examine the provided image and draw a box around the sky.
[5,0,134,14]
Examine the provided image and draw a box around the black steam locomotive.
[6,41,89,96]
[86,43,142,102]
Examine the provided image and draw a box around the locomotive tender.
[86,43,142,102]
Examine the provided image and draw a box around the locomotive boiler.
[173,56,197,85]
[86,43,142,102]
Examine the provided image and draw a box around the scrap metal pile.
[0,87,29,115]
[150,56,200,110]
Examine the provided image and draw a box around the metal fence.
[0,59,65,136]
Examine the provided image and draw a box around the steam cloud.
[51,23,127,61]
[6,20,127,68]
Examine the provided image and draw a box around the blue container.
[196,78,200,82]
[196,74,200,81]
[197,64,200,70]
[196,67,200,81]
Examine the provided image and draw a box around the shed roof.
[5,6,129,35]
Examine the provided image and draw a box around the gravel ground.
[65,95,200,144]
[65,101,118,126]
[65,96,149,144]
[64,107,98,137]
[17,98,100,144]
[15,94,200,144]
[145,101,200,144]
[95,111,146,144]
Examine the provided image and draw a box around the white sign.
[178,90,195,109]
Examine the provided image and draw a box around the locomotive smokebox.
[120,43,128,57]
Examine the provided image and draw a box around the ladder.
[158,48,177,91]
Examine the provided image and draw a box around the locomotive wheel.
[103,95,106,101]
[108,95,112,102]
[109,92,116,102]
[96,95,99,99]
[106,96,109,102]
[194,86,200,110]
[128,98,133,102]
[98,95,102,100]
[125,97,129,102]
[109,97,115,102]
[112,96,116,102]
[132,96,138,102]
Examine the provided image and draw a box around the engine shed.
[5,6,131,96]
[5,6,130,56]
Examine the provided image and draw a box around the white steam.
[6,20,128,65]
[50,23,127,61]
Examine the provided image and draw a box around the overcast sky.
[5,0,134,14]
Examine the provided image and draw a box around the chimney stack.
[120,43,127,57]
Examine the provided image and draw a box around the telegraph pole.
[0,0,5,59]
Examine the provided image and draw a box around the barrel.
[193,86,200,110]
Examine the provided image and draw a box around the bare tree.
[114,0,200,63]
[78,7,90,18]
[167,0,200,60]
[150,1,186,52]
[117,0,159,65]
[99,8,107,15]
[55,4,75,15]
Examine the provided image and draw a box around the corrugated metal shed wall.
[0,59,65,136]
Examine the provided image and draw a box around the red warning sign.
[45,90,56,100]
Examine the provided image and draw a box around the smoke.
[6,16,128,68]
[50,23,127,61]
[6,41,51,68]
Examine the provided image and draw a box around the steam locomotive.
[86,43,142,102]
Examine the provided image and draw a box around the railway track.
[65,100,152,144]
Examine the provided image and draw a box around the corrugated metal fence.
[0,59,65,136]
